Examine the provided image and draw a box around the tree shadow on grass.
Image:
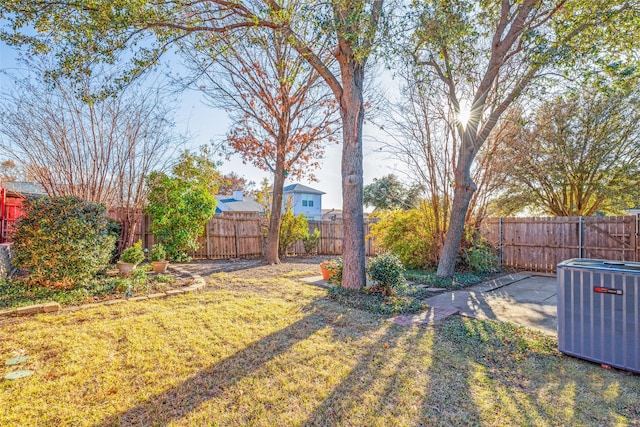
[92,294,639,426]
[301,324,411,425]
[93,307,331,427]
[421,317,640,425]
[301,321,485,426]
[304,316,639,426]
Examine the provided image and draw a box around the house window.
[302,195,314,207]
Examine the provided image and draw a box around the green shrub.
[368,207,441,269]
[279,206,308,255]
[302,228,321,254]
[149,243,167,262]
[151,273,174,285]
[120,265,151,295]
[458,228,499,273]
[367,253,406,296]
[369,205,500,274]
[145,173,217,262]
[106,219,122,262]
[120,240,145,265]
[12,195,115,288]
[144,148,221,262]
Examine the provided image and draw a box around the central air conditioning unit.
[557,259,639,374]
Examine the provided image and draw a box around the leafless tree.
[0,66,180,251]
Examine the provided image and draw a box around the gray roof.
[282,183,325,195]
[215,195,263,212]
[2,181,46,196]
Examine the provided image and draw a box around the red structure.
[0,181,46,243]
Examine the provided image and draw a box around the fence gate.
[582,216,637,261]
[482,215,640,273]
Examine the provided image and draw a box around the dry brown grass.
[0,269,638,426]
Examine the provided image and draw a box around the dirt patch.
[174,255,332,280]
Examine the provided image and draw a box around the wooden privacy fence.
[291,220,379,256]
[111,209,638,270]
[109,210,380,259]
[481,215,640,273]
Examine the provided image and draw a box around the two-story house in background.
[214,184,325,221]
[282,183,324,221]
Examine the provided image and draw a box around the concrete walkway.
[302,272,559,335]
[422,273,558,335]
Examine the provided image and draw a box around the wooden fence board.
[107,210,379,259]
[482,215,639,273]
[109,208,638,270]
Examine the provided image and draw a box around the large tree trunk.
[339,62,367,289]
[436,137,477,278]
[264,152,286,264]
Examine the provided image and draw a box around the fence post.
[578,216,584,258]
[635,213,640,262]
[234,221,240,258]
[499,217,503,267]
[206,220,211,259]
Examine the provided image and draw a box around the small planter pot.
[320,264,333,280]
[116,261,136,275]
[151,261,169,274]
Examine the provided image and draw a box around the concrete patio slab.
[425,275,558,335]
[300,271,558,335]
[300,275,330,288]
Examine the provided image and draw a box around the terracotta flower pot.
[116,261,136,275]
[320,263,333,280]
[151,261,169,274]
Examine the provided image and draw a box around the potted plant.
[320,258,342,283]
[117,240,145,275]
[149,243,169,273]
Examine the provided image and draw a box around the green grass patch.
[404,269,486,289]
[0,279,116,308]
[1,269,638,426]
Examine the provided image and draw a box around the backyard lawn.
[1,262,638,426]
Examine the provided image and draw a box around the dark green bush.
[367,253,406,296]
[12,196,115,288]
[106,219,122,262]
[458,228,499,273]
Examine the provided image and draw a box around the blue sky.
[0,41,395,209]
